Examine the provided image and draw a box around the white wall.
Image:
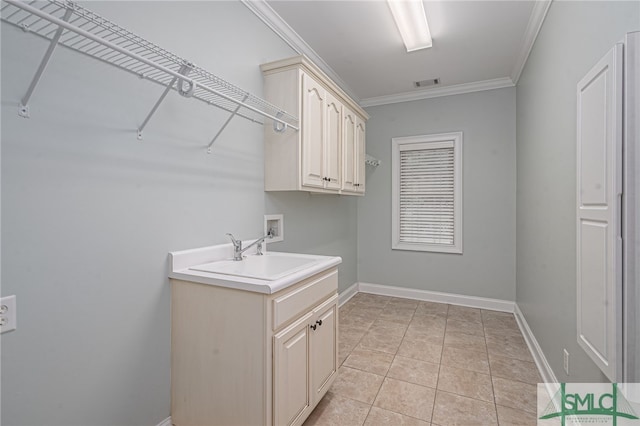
[516,1,640,382]
[358,88,516,301]
[1,2,297,424]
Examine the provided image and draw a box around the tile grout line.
[481,309,500,425]
[430,303,449,425]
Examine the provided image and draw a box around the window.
[392,132,463,254]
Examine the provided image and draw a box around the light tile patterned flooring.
[304,293,541,426]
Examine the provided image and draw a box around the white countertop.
[169,242,342,294]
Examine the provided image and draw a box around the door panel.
[579,70,608,206]
[356,118,366,193]
[579,220,608,359]
[325,92,342,190]
[576,43,623,381]
[302,74,325,189]
[310,294,338,403]
[274,313,312,426]
[342,109,356,192]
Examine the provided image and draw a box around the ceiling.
[258,1,549,106]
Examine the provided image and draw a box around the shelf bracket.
[177,62,195,98]
[365,154,381,167]
[18,6,74,118]
[272,112,288,133]
[137,76,178,140]
[207,94,249,153]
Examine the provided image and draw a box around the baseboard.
[514,303,558,397]
[157,416,172,426]
[339,282,358,307]
[357,282,515,313]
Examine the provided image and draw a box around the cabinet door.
[310,294,338,403]
[274,312,313,426]
[342,108,357,192]
[302,74,326,189]
[355,117,366,193]
[325,92,342,190]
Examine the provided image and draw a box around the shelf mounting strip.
[1,0,299,151]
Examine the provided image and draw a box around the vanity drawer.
[272,269,337,331]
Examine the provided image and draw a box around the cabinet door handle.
[316,319,323,326]
[310,324,317,331]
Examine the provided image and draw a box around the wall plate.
[264,214,284,243]
[0,295,17,334]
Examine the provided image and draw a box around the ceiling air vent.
[414,78,440,88]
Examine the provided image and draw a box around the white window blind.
[392,132,463,254]
[399,146,454,245]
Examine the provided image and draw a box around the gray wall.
[1,2,297,425]
[358,88,516,301]
[516,1,639,382]
[265,193,358,293]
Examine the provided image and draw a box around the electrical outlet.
[0,295,17,334]
[563,349,570,375]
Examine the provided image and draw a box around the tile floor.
[304,293,541,426]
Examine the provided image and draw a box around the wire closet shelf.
[0,0,299,150]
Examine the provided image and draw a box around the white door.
[623,31,640,384]
[576,43,623,381]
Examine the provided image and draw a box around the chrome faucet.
[226,232,273,261]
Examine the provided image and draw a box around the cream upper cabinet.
[342,109,357,192]
[356,118,366,193]
[324,91,342,190]
[301,74,326,189]
[342,108,366,195]
[262,55,368,195]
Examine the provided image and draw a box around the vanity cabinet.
[261,55,368,195]
[171,267,339,426]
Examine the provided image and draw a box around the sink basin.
[189,252,322,281]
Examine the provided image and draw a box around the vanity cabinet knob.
[310,324,317,331]
[316,320,323,326]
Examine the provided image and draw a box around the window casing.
[392,132,463,254]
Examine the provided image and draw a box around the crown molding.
[241,0,361,103]
[360,77,515,108]
[510,0,553,84]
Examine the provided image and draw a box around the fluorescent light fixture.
[387,0,432,52]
